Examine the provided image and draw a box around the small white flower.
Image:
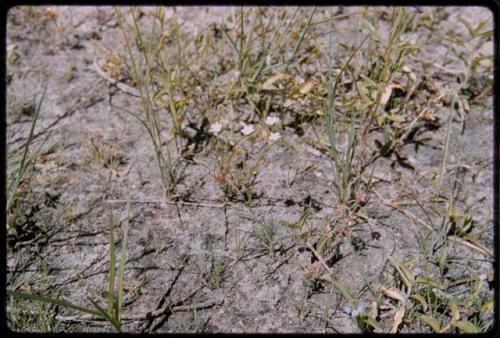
[265,115,280,126]
[268,132,281,141]
[209,122,223,135]
[240,124,255,136]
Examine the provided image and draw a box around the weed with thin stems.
[207,258,225,290]
[211,130,273,204]
[115,7,185,196]
[7,295,60,332]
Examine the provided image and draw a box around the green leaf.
[323,275,356,307]
[88,297,120,332]
[7,86,47,211]
[389,256,413,290]
[283,207,311,232]
[416,276,445,289]
[410,294,428,312]
[449,297,459,322]
[107,209,116,315]
[7,290,100,317]
[315,235,329,254]
[454,320,479,333]
[357,315,380,331]
[422,314,441,332]
[116,199,130,327]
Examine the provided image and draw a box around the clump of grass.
[437,14,493,104]
[7,201,131,332]
[7,87,47,212]
[323,29,373,209]
[222,7,317,91]
[221,7,318,120]
[7,87,50,244]
[207,258,225,290]
[364,7,418,124]
[114,7,185,197]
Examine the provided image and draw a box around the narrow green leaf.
[357,315,381,330]
[116,198,130,327]
[315,235,329,254]
[7,86,47,211]
[422,314,441,332]
[389,257,412,290]
[410,294,428,312]
[107,209,116,315]
[88,297,121,332]
[454,320,479,333]
[449,297,459,322]
[416,276,445,289]
[324,275,356,307]
[8,290,100,317]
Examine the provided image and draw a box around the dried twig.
[306,242,334,275]
[93,57,141,97]
[104,199,227,209]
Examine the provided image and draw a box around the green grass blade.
[422,314,442,332]
[88,297,121,332]
[107,208,116,315]
[7,86,46,211]
[323,275,356,307]
[7,290,101,317]
[454,320,479,333]
[115,198,130,326]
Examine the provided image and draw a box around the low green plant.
[383,256,491,333]
[7,201,131,332]
[438,14,493,101]
[87,133,126,170]
[324,31,373,209]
